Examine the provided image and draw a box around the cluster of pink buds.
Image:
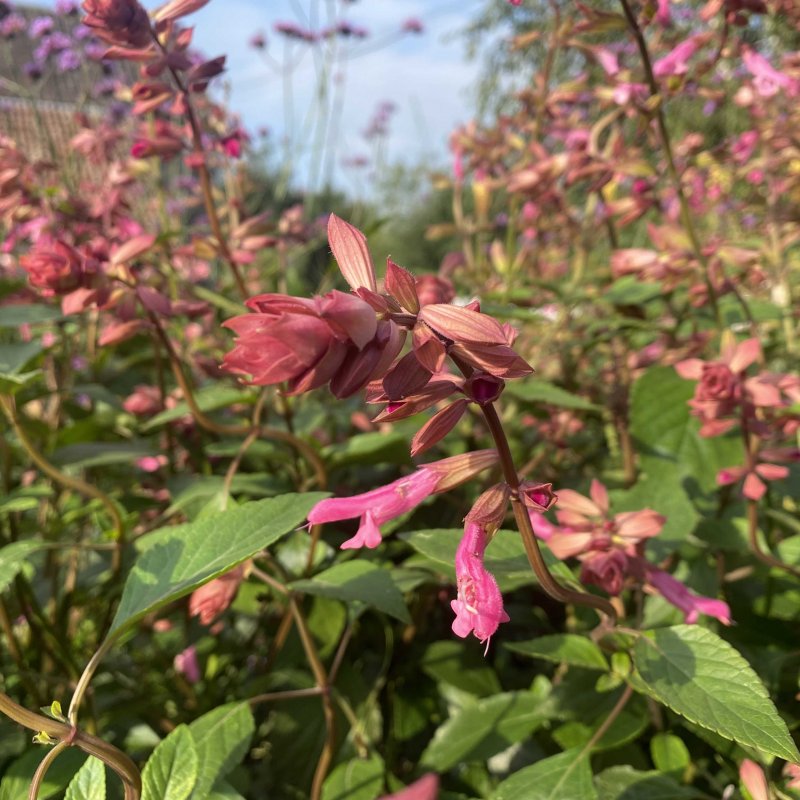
[676,337,800,500]
[222,216,548,647]
[531,480,731,625]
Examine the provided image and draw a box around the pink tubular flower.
[379,774,439,800]
[189,563,248,625]
[451,521,509,650]
[742,47,799,98]
[739,760,769,800]
[653,37,702,78]
[645,566,731,625]
[174,645,201,683]
[307,450,498,549]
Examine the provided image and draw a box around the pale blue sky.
[35,0,489,192]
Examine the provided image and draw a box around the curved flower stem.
[248,687,324,706]
[0,396,126,573]
[480,402,618,625]
[289,596,336,800]
[148,33,247,300]
[578,684,633,758]
[739,406,800,579]
[616,0,730,326]
[29,741,69,800]
[0,691,141,800]
[148,314,327,490]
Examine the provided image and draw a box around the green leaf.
[0,748,86,800]
[606,276,663,307]
[110,493,326,637]
[141,386,252,431]
[650,733,690,780]
[506,635,609,671]
[0,541,46,594]
[491,748,597,800]
[506,380,600,411]
[612,465,699,558]
[141,725,198,800]
[0,341,43,393]
[632,625,800,762]
[629,367,743,493]
[205,781,245,800]
[291,561,410,623]
[65,756,106,800]
[402,528,579,592]
[188,703,255,799]
[594,766,704,800]
[51,441,156,469]
[322,754,384,800]
[421,687,552,771]
[322,431,408,468]
[420,640,502,697]
[0,305,62,327]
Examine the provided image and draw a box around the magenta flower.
[308,450,498,549]
[174,645,201,683]
[645,567,731,625]
[742,47,799,98]
[451,521,509,650]
[653,37,702,78]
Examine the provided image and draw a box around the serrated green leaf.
[188,703,254,799]
[491,748,597,800]
[506,380,600,411]
[321,754,384,800]
[141,386,252,431]
[632,625,799,762]
[292,560,410,623]
[594,766,704,800]
[506,634,609,671]
[0,540,46,594]
[65,756,106,800]
[421,688,552,771]
[401,528,579,592]
[142,725,198,800]
[110,493,326,637]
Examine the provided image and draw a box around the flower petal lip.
[327,213,378,292]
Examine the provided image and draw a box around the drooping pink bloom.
[307,450,498,549]
[451,522,509,650]
[655,0,671,24]
[784,762,800,790]
[742,47,799,98]
[123,385,162,416]
[645,566,731,625]
[174,645,201,683]
[189,564,248,625]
